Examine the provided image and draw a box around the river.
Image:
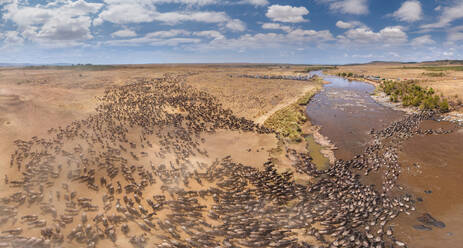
[306,71,463,247]
[306,71,404,160]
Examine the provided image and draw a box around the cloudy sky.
[0,0,462,64]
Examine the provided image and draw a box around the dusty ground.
[1,63,453,248]
[0,64,330,248]
[0,63,319,186]
[325,62,463,108]
[184,68,317,121]
[0,64,314,160]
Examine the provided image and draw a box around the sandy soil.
[0,64,329,248]
[184,69,317,121]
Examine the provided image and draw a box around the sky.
[0,0,462,64]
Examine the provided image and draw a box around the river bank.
[306,71,463,247]
[262,77,336,170]
[324,71,463,125]
[306,71,406,160]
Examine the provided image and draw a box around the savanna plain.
[0,63,462,248]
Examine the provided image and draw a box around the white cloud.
[421,2,463,29]
[287,29,334,42]
[2,31,24,45]
[154,11,229,24]
[208,33,285,50]
[0,0,13,5]
[389,52,400,58]
[352,53,373,58]
[205,28,334,51]
[266,5,309,23]
[4,0,102,28]
[343,28,379,43]
[94,1,232,25]
[411,35,435,46]
[392,0,422,23]
[194,30,224,39]
[95,1,246,32]
[146,29,191,38]
[106,30,201,46]
[329,0,368,15]
[340,26,407,45]
[93,1,157,25]
[38,16,94,41]
[336,20,353,29]
[106,27,333,50]
[150,0,218,5]
[336,20,363,29]
[239,0,268,6]
[262,23,292,32]
[2,0,103,45]
[225,19,246,32]
[111,29,137,38]
[447,26,463,42]
[443,51,454,57]
[378,26,408,44]
[448,32,463,41]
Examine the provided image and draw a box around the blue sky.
[0,0,462,64]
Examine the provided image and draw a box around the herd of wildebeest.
[0,75,450,247]
[235,74,314,81]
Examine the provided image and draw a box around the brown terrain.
[0,63,461,248]
[0,65,330,248]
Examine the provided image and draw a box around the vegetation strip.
[379,80,450,112]
[264,86,321,142]
[395,66,463,71]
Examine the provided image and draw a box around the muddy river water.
[306,71,463,248]
[306,71,405,160]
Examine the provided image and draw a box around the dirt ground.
[326,62,463,107]
[0,64,327,248]
[184,67,318,121]
[0,64,315,160]
[1,63,453,248]
[0,63,318,183]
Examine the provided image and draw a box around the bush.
[379,80,451,112]
[439,99,450,113]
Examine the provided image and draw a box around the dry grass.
[184,67,320,120]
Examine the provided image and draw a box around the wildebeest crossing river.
[305,71,463,248]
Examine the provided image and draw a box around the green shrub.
[439,99,450,113]
[379,80,451,112]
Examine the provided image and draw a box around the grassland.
[396,66,463,71]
